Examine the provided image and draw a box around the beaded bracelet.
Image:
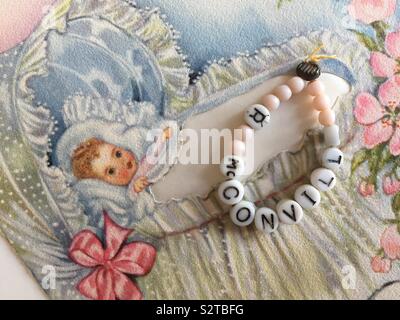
[217,48,343,234]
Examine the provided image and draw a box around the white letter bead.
[323,125,340,147]
[276,199,304,224]
[310,168,336,192]
[255,207,279,233]
[321,147,344,171]
[294,184,321,210]
[230,201,256,227]
[218,180,244,205]
[244,104,270,130]
[220,155,245,178]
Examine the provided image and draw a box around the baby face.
[91,143,137,186]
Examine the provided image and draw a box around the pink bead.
[237,125,254,142]
[306,80,325,96]
[319,109,336,126]
[261,94,280,111]
[313,95,331,111]
[232,139,246,156]
[287,76,305,94]
[274,85,292,101]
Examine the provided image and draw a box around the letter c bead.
[218,180,244,205]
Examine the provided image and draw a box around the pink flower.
[354,76,400,154]
[348,0,397,24]
[370,30,400,78]
[380,225,400,260]
[358,180,375,196]
[371,256,391,273]
[383,175,400,195]
[0,0,56,53]
[69,212,156,300]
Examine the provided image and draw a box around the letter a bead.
[218,180,244,205]
[255,207,279,233]
[230,201,256,227]
[276,199,304,224]
[244,104,270,130]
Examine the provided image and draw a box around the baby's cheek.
[119,169,130,180]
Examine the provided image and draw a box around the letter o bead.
[218,180,244,205]
[310,168,336,192]
[294,184,321,210]
[230,201,256,227]
[255,207,279,233]
[276,199,304,224]
[244,104,270,130]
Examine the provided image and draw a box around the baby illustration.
[71,127,171,195]
[55,95,178,228]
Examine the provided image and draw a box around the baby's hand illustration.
[162,127,172,140]
[133,176,149,193]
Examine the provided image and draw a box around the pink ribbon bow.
[69,212,156,300]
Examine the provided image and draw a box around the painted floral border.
[348,0,400,274]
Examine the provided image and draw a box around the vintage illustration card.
[0,0,399,299]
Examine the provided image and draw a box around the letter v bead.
[276,199,304,225]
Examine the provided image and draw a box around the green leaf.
[351,148,369,173]
[377,145,393,171]
[353,31,380,51]
[371,21,389,47]
[367,144,390,175]
[383,219,399,224]
[391,193,400,219]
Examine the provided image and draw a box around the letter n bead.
[230,201,256,227]
[255,207,279,233]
